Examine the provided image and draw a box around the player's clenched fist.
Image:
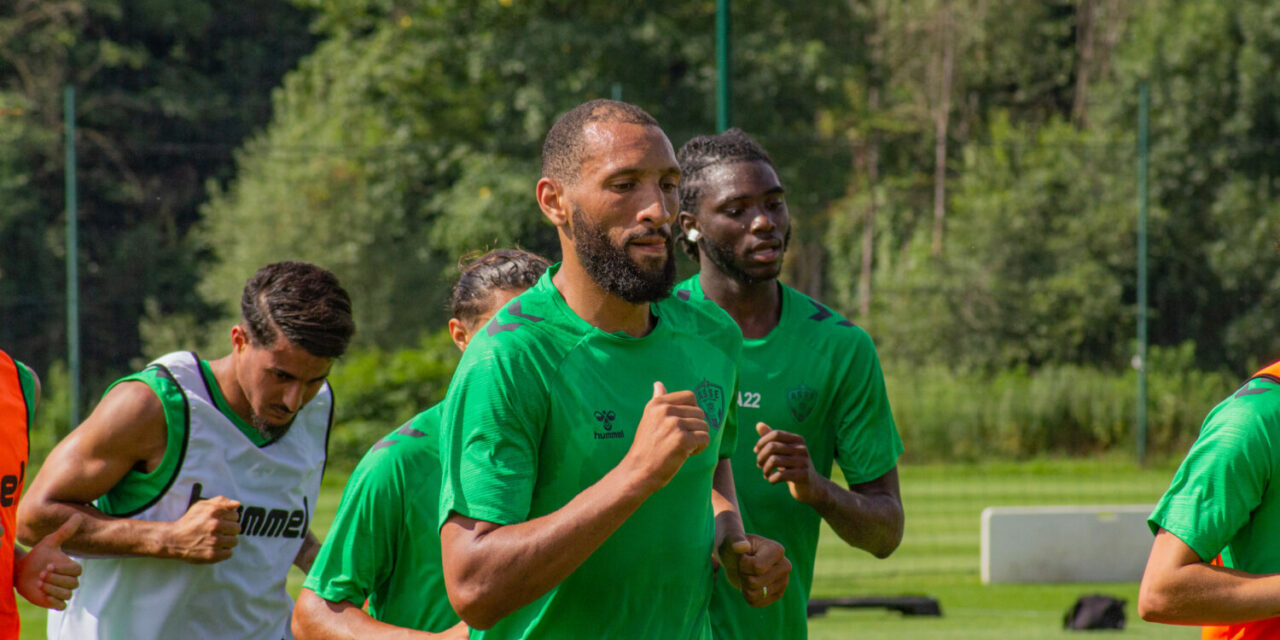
[623,381,710,492]
[169,495,241,564]
[720,533,791,608]
[754,423,822,503]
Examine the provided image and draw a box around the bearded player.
[674,128,904,639]
[438,100,792,638]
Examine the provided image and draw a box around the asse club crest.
[787,384,817,423]
[694,379,726,430]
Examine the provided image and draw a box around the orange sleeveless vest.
[0,350,30,637]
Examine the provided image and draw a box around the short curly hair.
[675,128,776,260]
[542,99,661,184]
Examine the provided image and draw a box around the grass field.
[19,455,1198,639]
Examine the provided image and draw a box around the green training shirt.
[304,405,460,632]
[1150,373,1280,574]
[438,264,741,640]
[676,276,903,640]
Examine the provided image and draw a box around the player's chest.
[734,349,833,439]
[540,344,736,467]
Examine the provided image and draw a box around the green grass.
[20,456,1198,639]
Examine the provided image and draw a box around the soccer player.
[674,128,905,639]
[2,351,83,637]
[18,261,355,640]
[438,100,792,638]
[1140,360,1280,637]
[293,248,551,640]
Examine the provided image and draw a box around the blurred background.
[3,1,1276,635]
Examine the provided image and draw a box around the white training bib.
[49,351,331,640]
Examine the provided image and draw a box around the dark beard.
[571,206,676,303]
[251,414,294,441]
[701,227,791,286]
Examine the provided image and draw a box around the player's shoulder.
[470,278,578,354]
[366,406,441,459]
[780,284,871,345]
[1210,375,1280,429]
[658,287,743,352]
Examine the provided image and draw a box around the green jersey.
[676,276,903,640]
[438,264,741,640]
[1149,368,1280,574]
[304,405,459,632]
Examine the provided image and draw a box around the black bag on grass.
[1063,595,1126,630]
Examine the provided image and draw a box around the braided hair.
[675,128,776,260]
[450,249,551,329]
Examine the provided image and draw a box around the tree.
[0,0,315,395]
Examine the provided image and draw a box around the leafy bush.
[325,330,460,470]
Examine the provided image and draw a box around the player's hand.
[15,514,83,610]
[718,533,790,608]
[755,423,824,504]
[169,495,241,564]
[623,381,710,492]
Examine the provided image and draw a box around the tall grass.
[886,343,1238,462]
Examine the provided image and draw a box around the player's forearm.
[711,459,745,550]
[1139,562,1280,624]
[292,589,435,640]
[442,464,655,629]
[18,499,171,558]
[808,477,903,559]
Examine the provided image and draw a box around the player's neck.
[699,269,781,340]
[208,353,253,425]
[553,257,655,337]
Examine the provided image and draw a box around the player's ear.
[537,177,569,228]
[448,318,470,352]
[677,211,697,235]
[230,325,249,352]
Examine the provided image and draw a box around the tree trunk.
[931,0,953,257]
[859,86,880,320]
[1072,0,1096,128]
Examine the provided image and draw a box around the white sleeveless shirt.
[49,351,332,640]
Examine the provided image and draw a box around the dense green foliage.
[0,0,316,399]
[7,0,1280,461]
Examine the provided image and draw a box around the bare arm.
[440,382,708,630]
[291,588,467,640]
[754,423,903,558]
[17,381,240,561]
[712,458,790,607]
[1139,528,1280,624]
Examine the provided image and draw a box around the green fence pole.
[65,85,80,430]
[1136,82,1149,465]
[716,0,731,132]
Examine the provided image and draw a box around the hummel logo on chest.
[593,409,624,440]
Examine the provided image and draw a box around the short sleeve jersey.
[675,276,903,640]
[1149,367,1280,638]
[303,405,459,632]
[438,264,741,640]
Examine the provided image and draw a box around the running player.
[674,128,904,639]
[18,261,355,640]
[293,249,550,640]
[438,100,792,638]
[1,351,83,637]
[1140,360,1280,637]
